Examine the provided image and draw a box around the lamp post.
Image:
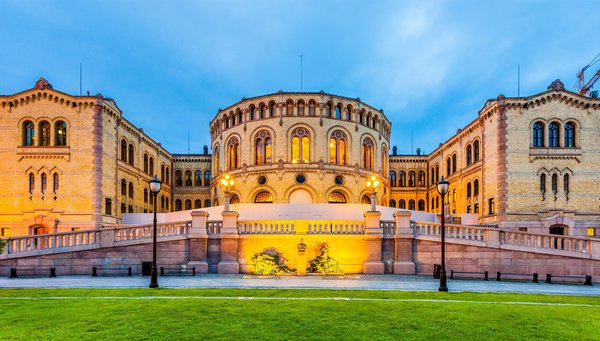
[220,174,235,212]
[437,177,450,292]
[148,176,162,289]
[365,175,380,211]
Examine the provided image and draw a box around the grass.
[0,288,599,340]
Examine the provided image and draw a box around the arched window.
[286,101,294,116]
[121,139,127,162]
[361,137,374,170]
[533,122,544,147]
[452,154,457,174]
[166,198,169,210]
[360,195,371,204]
[213,146,220,174]
[446,158,451,176]
[298,101,305,116]
[467,182,472,197]
[408,171,416,187]
[204,170,211,186]
[335,104,342,119]
[255,131,272,165]
[121,179,127,196]
[185,199,192,210]
[473,140,480,162]
[165,167,170,185]
[29,172,35,194]
[408,200,415,210]
[329,130,347,165]
[418,200,425,211]
[564,122,575,148]
[204,199,211,208]
[399,200,406,209]
[417,171,425,187]
[259,104,266,119]
[325,102,332,117]
[549,122,560,147]
[389,199,396,208]
[308,101,316,116]
[389,171,397,187]
[149,157,154,176]
[161,196,165,210]
[23,121,35,146]
[175,171,183,187]
[474,179,479,197]
[291,128,310,163]
[175,199,182,211]
[359,111,364,124]
[237,110,242,124]
[431,167,436,184]
[194,199,202,209]
[194,170,202,186]
[41,173,47,194]
[185,170,192,186]
[466,145,472,166]
[564,174,570,194]
[128,144,134,166]
[249,105,256,120]
[551,173,558,194]
[346,105,353,121]
[269,102,276,117]
[399,171,406,187]
[144,188,148,203]
[435,165,439,182]
[38,121,51,146]
[230,195,240,204]
[227,137,240,170]
[431,198,435,211]
[143,154,149,173]
[540,174,546,194]
[381,146,388,174]
[53,173,59,192]
[254,191,273,203]
[161,164,165,181]
[128,182,134,199]
[55,121,67,146]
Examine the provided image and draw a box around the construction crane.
[576,53,600,96]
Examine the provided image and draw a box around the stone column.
[393,211,416,274]
[188,211,209,273]
[218,211,240,274]
[363,211,384,274]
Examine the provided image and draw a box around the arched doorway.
[31,225,49,249]
[288,189,312,204]
[549,225,565,249]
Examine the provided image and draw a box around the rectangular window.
[488,198,495,215]
[519,227,528,232]
[467,205,471,213]
[105,198,112,215]
[474,203,479,213]
[71,227,80,232]
[588,228,596,237]
[1,228,10,237]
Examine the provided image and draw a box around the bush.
[307,243,343,274]
[251,247,292,275]
[0,239,5,254]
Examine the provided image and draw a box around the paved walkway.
[1,274,598,296]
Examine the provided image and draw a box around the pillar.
[393,211,416,274]
[218,211,240,274]
[363,211,384,274]
[188,211,209,273]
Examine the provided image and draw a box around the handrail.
[500,230,589,254]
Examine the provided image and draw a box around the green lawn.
[0,289,598,340]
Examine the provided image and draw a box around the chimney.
[392,146,398,156]
[203,145,209,155]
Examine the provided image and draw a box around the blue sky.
[1,0,599,154]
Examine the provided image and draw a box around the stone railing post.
[485,228,501,249]
[363,211,384,274]
[218,211,240,274]
[590,238,600,260]
[99,228,116,248]
[188,211,209,273]
[393,211,415,274]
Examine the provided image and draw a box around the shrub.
[0,239,5,254]
[307,243,343,274]
[251,247,291,275]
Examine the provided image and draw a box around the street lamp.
[365,175,380,211]
[437,177,450,292]
[220,174,235,212]
[148,176,162,289]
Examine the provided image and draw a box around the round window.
[257,176,267,185]
[295,174,306,184]
[334,175,344,185]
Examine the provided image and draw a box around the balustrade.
[2,230,100,255]
[500,231,589,255]
[380,221,396,236]
[238,221,295,234]
[308,221,364,234]
[412,221,486,242]
[207,221,222,235]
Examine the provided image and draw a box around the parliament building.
[0,77,599,238]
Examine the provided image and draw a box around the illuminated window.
[255,131,272,165]
[587,228,596,237]
[227,137,240,169]
[39,121,50,146]
[230,195,240,204]
[55,121,67,146]
[361,195,371,204]
[361,137,374,170]
[329,130,347,165]
[564,122,575,147]
[291,128,310,163]
[254,191,273,203]
[213,146,220,174]
[23,121,35,146]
